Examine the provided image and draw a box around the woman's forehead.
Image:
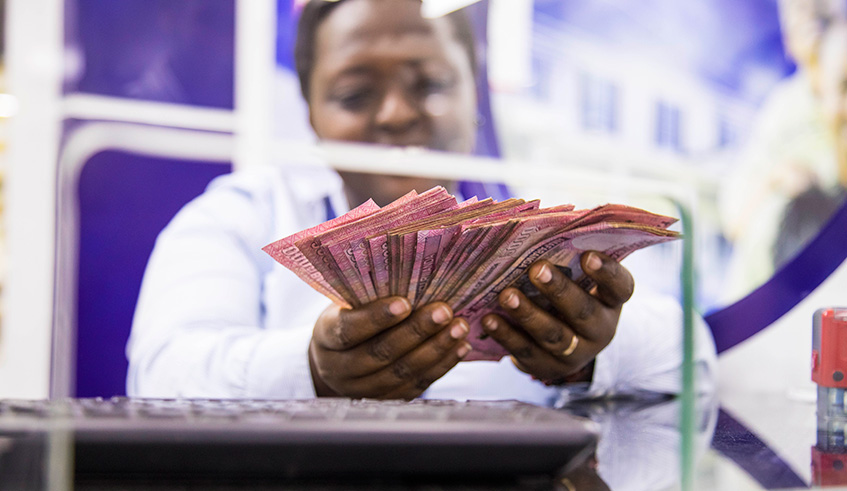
[320,0,433,38]
[313,0,457,67]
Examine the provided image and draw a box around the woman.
[127,0,716,403]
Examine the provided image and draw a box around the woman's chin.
[372,176,448,205]
[339,171,454,207]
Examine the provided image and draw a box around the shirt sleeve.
[556,288,718,404]
[126,171,318,399]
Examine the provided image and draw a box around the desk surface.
[0,392,832,490]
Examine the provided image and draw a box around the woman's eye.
[334,89,373,111]
[418,77,453,96]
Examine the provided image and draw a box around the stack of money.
[263,186,680,360]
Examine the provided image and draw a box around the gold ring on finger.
[559,477,577,491]
[561,335,579,357]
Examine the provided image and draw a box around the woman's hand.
[309,298,472,399]
[480,252,634,385]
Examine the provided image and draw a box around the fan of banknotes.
[263,186,680,360]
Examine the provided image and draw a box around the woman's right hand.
[309,297,472,399]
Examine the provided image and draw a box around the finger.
[382,336,472,400]
[313,297,411,350]
[497,285,587,354]
[526,260,616,344]
[581,252,634,307]
[343,304,462,377]
[481,314,580,381]
[351,319,471,398]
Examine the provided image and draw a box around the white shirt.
[127,165,717,406]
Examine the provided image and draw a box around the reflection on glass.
[0,434,46,490]
[814,403,847,488]
[561,395,718,491]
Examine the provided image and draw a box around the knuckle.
[513,344,535,360]
[399,390,418,401]
[391,360,413,382]
[431,332,455,355]
[405,315,432,341]
[367,340,392,363]
[512,305,537,325]
[414,377,434,391]
[332,319,354,349]
[601,260,620,279]
[620,277,635,302]
[542,327,564,345]
[315,365,333,385]
[600,265,634,302]
[599,315,618,344]
[545,276,572,299]
[576,299,597,322]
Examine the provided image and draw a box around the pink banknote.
[263,186,681,361]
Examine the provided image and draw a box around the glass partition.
[12,0,846,488]
[271,139,705,490]
[270,1,846,490]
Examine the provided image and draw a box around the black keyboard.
[0,397,569,423]
[0,397,598,484]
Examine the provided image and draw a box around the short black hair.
[294,0,478,101]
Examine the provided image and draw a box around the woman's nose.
[374,86,422,133]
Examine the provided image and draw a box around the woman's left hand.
[480,252,634,385]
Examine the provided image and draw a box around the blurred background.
[0,0,844,414]
[0,1,847,488]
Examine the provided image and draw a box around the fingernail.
[585,253,602,272]
[432,305,452,324]
[483,317,497,332]
[504,291,519,310]
[457,343,472,358]
[450,321,469,339]
[535,264,552,284]
[389,299,410,316]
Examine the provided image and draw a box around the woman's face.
[306,0,478,205]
